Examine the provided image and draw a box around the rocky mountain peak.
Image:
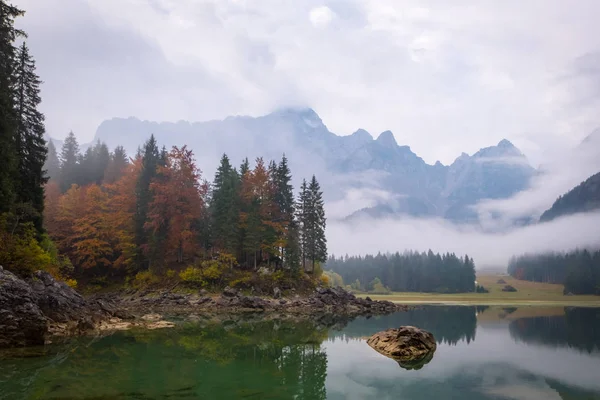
[376,130,398,147]
[352,128,373,141]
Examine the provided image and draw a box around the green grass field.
[362,274,600,307]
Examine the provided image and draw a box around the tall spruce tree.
[134,134,160,270]
[307,175,327,272]
[59,131,81,192]
[13,42,47,233]
[103,145,129,184]
[275,155,299,270]
[297,179,309,271]
[210,154,239,255]
[0,1,24,214]
[44,139,60,181]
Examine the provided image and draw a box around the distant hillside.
[540,171,600,222]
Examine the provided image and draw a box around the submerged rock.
[367,326,436,368]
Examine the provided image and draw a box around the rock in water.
[0,268,48,347]
[367,326,436,369]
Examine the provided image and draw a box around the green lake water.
[1,306,600,400]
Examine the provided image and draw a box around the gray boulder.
[0,267,48,348]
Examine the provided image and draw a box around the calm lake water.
[1,306,600,400]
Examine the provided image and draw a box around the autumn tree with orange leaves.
[40,133,327,287]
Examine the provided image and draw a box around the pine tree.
[134,134,160,270]
[103,145,129,184]
[0,1,24,214]
[44,139,60,181]
[297,179,309,271]
[59,131,81,192]
[275,155,298,270]
[210,154,239,256]
[13,42,47,234]
[307,175,327,272]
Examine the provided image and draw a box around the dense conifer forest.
[326,251,477,294]
[508,250,600,295]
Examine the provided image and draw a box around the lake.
[1,306,600,399]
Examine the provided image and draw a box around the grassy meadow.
[362,274,600,306]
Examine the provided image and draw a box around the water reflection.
[0,306,599,400]
[509,307,600,354]
[330,306,477,345]
[0,319,330,400]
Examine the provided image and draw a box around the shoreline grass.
[359,274,600,307]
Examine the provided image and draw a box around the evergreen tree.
[104,145,129,184]
[13,41,47,233]
[328,251,478,293]
[58,131,81,192]
[44,139,60,181]
[276,155,299,271]
[134,134,160,270]
[296,179,309,271]
[307,175,327,272]
[0,1,24,214]
[210,154,239,255]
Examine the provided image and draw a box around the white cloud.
[309,6,334,28]
[328,211,600,267]
[12,0,600,166]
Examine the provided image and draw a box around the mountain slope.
[539,171,600,222]
[63,108,536,222]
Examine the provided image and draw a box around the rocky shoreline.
[1,267,407,349]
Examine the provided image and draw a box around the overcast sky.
[13,0,600,165]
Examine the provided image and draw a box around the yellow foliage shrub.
[132,270,162,287]
[320,274,331,287]
[0,217,52,277]
[179,267,205,285]
[65,279,78,289]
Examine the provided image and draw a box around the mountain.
[61,108,536,222]
[539,171,600,222]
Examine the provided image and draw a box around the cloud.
[309,6,334,28]
[327,211,600,267]
[474,137,600,229]
[12,0,600,166]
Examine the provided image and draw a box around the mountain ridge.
[52,108,536,222]
[540,171,600,222]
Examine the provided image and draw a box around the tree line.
[0,2,53,275]
[326,251,476,293]
[508,249,600,295]
[43,132,328,284]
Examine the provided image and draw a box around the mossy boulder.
[367,326,437,369]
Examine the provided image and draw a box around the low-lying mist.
[327,211,600,269]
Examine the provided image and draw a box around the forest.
[42,134,327,288]
[508,249,600,295]
[0,2,327,291]
[326,251,477,294]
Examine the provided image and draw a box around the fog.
[325,135,600,268]
[327,211,600,268]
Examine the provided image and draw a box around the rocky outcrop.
[367,326,437,369]
[0,268,117,348]
[102,286,406,317]
[0,267,47,348]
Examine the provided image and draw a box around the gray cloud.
[12,0,600,166]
